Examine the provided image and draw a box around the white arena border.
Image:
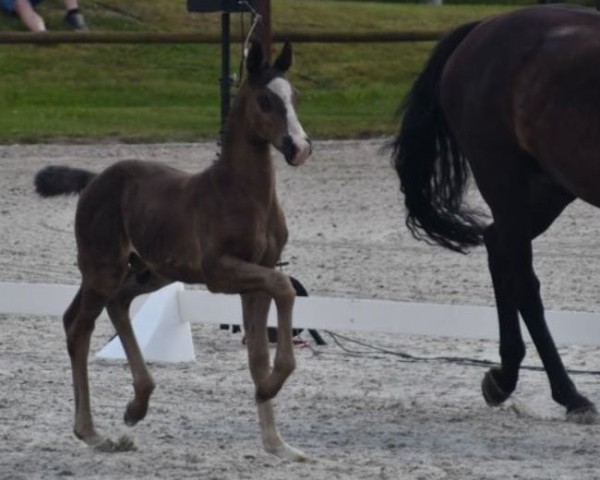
[2,281,600,363]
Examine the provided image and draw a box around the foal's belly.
[127,221,206,284]
[155,262,206,284]
[129,229,279,287]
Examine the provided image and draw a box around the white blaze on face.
[267,77,311,165]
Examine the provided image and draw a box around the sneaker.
[64,11,87,31]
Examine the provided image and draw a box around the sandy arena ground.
[1,140,599,479]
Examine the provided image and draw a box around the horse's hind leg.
[482,174,574,405]
[105,271,170,428]
[481,224,526,405]
[63,286,110,447]
[481,169,596,420]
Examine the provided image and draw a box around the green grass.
[0,1,531,142]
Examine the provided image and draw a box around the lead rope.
[237,1,262,87]
[217,2,262,160]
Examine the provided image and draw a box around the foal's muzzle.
[282,135,312,166]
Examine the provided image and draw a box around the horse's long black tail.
[391,20,486,253]
[34,165,96,197]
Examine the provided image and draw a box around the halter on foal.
[35,41,312,460]
[392,5,599,422]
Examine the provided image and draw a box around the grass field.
[0,1,567,142]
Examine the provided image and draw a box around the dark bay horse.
[392,5,599,422]
[34,41,312,459]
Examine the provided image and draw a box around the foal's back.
[75,160,205,273]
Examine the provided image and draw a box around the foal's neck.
[219,100,275,184]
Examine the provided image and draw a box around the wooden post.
[219,11,231,141]
[252,0,271,59]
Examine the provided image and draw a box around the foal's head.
[241,41,312,166]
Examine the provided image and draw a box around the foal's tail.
[34,165,96,197]
[391,20,486,253]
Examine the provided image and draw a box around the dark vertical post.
[187,1,253,144]
[252,0,271,59]
[597,0,600,11]
[219,11,231,142]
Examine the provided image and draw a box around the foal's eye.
[257,93,273,113]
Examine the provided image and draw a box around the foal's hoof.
[93,435,137,453]
[124,400,148,427]
[265,442,308,462]
[481,368,512,406]
[567,400,598,425]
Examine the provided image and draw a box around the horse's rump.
[442,6,600,205]
[393,5,599,420]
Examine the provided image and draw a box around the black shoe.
[64,11,87,31]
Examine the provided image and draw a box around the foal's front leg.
[205,255,306,460]
[242,291,306,461]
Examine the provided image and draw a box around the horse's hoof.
[481,369,512,406]
[124,400,148,427]
[567,401,598,425]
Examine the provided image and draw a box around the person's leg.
[13,0,45,32]
[63,0,86,30]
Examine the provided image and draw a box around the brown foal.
[34,41,312,460]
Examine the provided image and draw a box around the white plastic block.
[96,282,195,363]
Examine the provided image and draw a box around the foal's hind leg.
[63,286,111,447]
[481,171,596,421]
[105,271,171,428]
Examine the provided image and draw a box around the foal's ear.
[273,41,292,73]
[246,41,266,77]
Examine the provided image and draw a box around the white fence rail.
[2,281,600,362]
